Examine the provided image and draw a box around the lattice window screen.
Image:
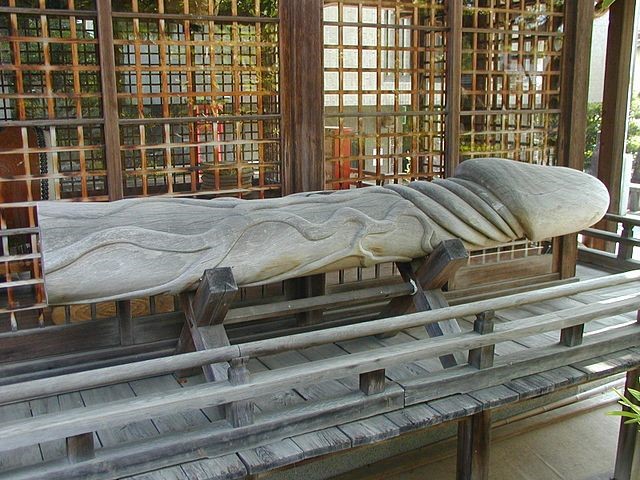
[323,0,448,189]
[460,0,563,164]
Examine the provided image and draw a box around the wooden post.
[359,369,386,395]
[279,0,324,194]
[117,300,133,346]
[554,1,594,278]
[458,310,494,479]
[457,410,491,480]
[560,324,584,347]
[618,221,634,261]
[614,368,640,480]
[445,0,462,178]
[225,357,254,427]
[66,432,95,463]
[96,0,123,201]
[468,311,495,370]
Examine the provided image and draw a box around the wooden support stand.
[175,268,254,426]
[176,268,238,381]
[379,239,469,368]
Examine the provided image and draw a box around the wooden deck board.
[0,401,42,469]
[338,415,401,447]
[237,439,305,475]
[79,383,160,447]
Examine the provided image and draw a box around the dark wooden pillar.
[280,0,326,315]
[598,0,638,216]
[554,1,594,279]
[457,410,491,480]
[445,0,462,178]
[96,0,123,201]
[614,368,640,479]
[279,0,325,194]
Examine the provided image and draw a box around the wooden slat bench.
[0,270,639,480]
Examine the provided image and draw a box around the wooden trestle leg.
[174,267,254,426]
[378,238,469,368]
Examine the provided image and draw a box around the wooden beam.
[597,0,638,215]
[445,0,462,177]
[96,0,123,201]
[279,0,324,194]
[555,0,594,279]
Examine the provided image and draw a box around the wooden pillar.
[445,0,462,177]
[554,1,594,279]
[279,0,325,195]
[457,410,491,480]
[614,368,640,480]
[598,0,638,216]
[96,0,123,201]
[280,0,326,315]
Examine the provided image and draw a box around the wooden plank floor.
[0,265,638,479]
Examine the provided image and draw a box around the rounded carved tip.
[454,158,610,241]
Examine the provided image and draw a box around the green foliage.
[627,95,640,156]
[609,383,640,429]
[584,95,640,172]
[584,102,602,170]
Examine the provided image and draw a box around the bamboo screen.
[323,0,448,188]
[0,0,280,332]
[460,0,563,164]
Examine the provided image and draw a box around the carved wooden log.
[38,158,609,305]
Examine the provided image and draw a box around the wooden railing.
[579,213,640,271]
[0,271,638,479]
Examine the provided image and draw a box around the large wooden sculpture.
[38,158,609,305]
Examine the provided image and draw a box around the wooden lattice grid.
[112,0,281,199]
[460,0,564,164]
[323,0,448,188]
[0,0,281,331]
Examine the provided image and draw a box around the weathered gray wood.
[468,385,519,410]
[0,401,42,470]
[457,410,491,480]
[468,311,495,370]
[118,301,133,346]
[384,404,441,433]
[178,456,247,480]
[179,284,233,382]
[192,269,238,327]
[615,368,640,480]
[403,324,640,405]
[290,427,351,459]
[225,357,254,428]
[1,286,637,434]
[359,369,386,396]
[338,415,400,447]
[78,383,159,448]
[428,395,482,423]
[225,282,414,324]
[1,273,639,409]
[238,439,304,475]
[0,388,403,480]
[66,433,95,463]
[560,324,584,347]
[38,159,609,304]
